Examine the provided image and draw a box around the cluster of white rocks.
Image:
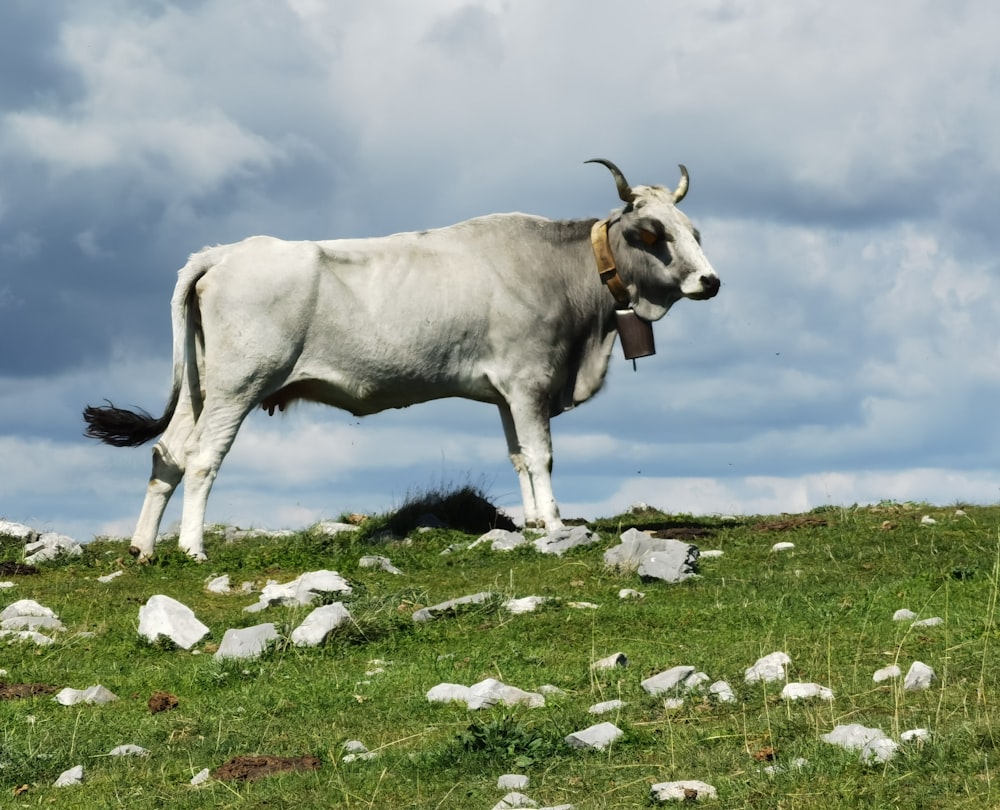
[136,571,358,659]
[0,519,83,564]
[52,745,149,788]
[0,598,65,644]
[470,526,703,584]
[822,723,930,765]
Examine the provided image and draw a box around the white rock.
[0,629,54,645]
[55,685,118,706]
[618,588,645,599]
[538,684,565,695]
[534,525,600,556]
[684,671,711,690]
[491,792,538,809]
[244,570,352,612]
[662,697,685,709]
[904,661,935,691]
[920,515,936,525]
[873,665,901,683]
[291,602,353,647]
[471,528,528,551]
[0,581,14,589]
[505,596,550,614]
[781,682,833,701]
[603,529,699,583]
[0,519,36,540]
[425,679,543,709]
[893,608,917,621]
[1,615,64,632]
[821,723,888,752]
[589,699,626,715]
[771,542,795,552]
[468,678,544,710]
[53,764,84,787]
[97,571,124,584]
[642,666,696,695]
[709,680,736,703]
[699,549,724,558]
[341,739,378,762]
[567,601,600,610]
[912,616,943,628]
[138,594,210,650]
[0,599,57,620]
[206,575,231,593]
[650,780,717,801]
[426,683,472,704]
[412,591,492,622]
[109,744,149,756]
[358,555,403,574]
[955,509,967,516]
[745,651,791,683]
[591,652,628,670]
[564,721,623,751]
[534,526,601,557]
[25,532,83,563]
[901,728,930,742]
[498,774,530,790]
[860,736,899,764]
[190,768,211,785]
[214,623,278,660]
[313,521,361,536]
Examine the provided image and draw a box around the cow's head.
[588,159,720,321]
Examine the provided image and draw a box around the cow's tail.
[83,252,212,448]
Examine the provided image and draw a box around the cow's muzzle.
[687,274,721,300]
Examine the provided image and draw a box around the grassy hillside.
[1,501,998,808]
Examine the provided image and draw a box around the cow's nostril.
[702,275,720,294]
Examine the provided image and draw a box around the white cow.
[84,160,719,560]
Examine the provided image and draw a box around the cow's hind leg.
[498,396,564,531]
[130,402,195,560]
[176,400,251,560]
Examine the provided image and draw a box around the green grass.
[1,501,999,808]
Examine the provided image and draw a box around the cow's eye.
[639,229,672,246]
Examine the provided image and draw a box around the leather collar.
[590,219,631,308]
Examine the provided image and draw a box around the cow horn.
[585,158,635,203]
[673,164,689,203]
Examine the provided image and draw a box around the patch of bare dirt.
[213,754,321,782]
[649,526,716,541]
[0,683,57,700]
[752,517,829,532]
[148,691,179,713]
[0,562,39,576]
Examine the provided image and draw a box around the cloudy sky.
[2,0,999,540]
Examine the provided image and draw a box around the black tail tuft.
[83,400,167,447]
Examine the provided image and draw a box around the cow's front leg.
[501,396,563,531]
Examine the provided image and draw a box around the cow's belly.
[262,373,500,417]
